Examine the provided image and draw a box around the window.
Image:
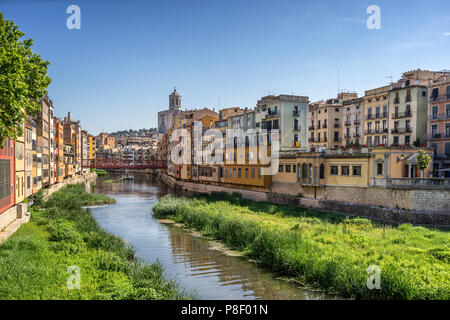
[334,132,339,142]
[245,168,249,178]
[341,166,350,176]
[0,159,12,202]
[405,136,410,145]
[352,166,361,176]
[286,165,291,173]
[446,104,450,118]
[251,168,255,179]
[377,163,383,175]
[445,142,450,156]
[258,168,262,179]
[238,168,242,178]
[432,106,439,119]
[292,165,296,174]
[393,136,399,145]
[319,164,324,179]
[330,166,338,175]
[279,164,284,173]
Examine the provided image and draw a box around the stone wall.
[160,173,450,227]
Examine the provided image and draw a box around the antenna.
[337,70,340,95]
[386,76,393,85]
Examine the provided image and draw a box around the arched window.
[319,164,325,179]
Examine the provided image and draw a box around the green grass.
[0,184,189,300]
[95,169,109,177]
[153,192,450,300]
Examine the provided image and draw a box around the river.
[90,172,336,300]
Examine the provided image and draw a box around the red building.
[0,138,15,215]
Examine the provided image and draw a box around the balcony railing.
[392,111,412,119]
[373,112,388,119]
[323,124,327,128]
[309,125,315,130]
[405,96,412,102]
[293,126,300,131]
[344,134,351,139]
[394,97,400,104]
[334,123,340,128]
[366,114,373,120]
[429,94,450,102]
[391,128,412,134]
[293,111,300,117]
[353,133,361,137]
[429,113,450,120]
[345,121,351,126]
[353,119,361,125]
[308,138,315,142]
[427,133,450,140]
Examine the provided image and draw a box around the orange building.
[428,75,450,177]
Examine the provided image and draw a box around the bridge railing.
[81,159,167,169]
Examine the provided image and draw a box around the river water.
[90,173,334,300]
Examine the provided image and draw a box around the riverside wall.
[159,172,450,227]
[0,173,97,244]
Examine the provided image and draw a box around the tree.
[0,13,51,145]
[417,149,431,177]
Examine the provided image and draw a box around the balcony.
[353,133,361,138]
[267,110,279,117]
[365,130,373,135]
[405,95,412,102]
[334,123,340,128]
[391,127,412,134]
[323,124,327,128]
[353,119,361,125]
[293,111,300,117]
[373,112,388,119]
[392,111,412,119]
[308,125,315,130]
[427,133,450,140]
[308,138,315,142]
[429,94,450,102]
[394,97,400,104]
[429,113,450,120]
[344,134,351,139]
[345,121,351,126]
[366,114,373,120]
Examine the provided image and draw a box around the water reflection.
[91,172,335,300]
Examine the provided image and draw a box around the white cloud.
[444,32,450,36]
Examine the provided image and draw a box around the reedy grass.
[0,184,189,300]
[153,193,450,300]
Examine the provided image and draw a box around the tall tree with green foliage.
[417,149,431,177]
[0,13,51,146]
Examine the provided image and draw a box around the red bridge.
[82,159,167,170]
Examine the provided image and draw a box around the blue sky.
[1,0,449,135]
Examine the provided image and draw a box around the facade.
[49,103,56,185]
[24,116,33,197]
[88,135,96,161]
[342,97,364,147]
[428,76,450,177]
[14,122,25,204]
[31,118,40,194]
[0,139,15,215]
[96,132,116,150]
[55,118,65,183]
[158,88,182,134]
[363,85,390,147]
[81,130,89,174]
[308,98,343,150]
[37,96,51,187]
[254,94,309,152]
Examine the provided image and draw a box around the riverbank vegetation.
[95,169,109,177]
[0,184,188,300]
[153,193,450,300]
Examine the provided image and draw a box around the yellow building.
[88,135,96,160]
[15,122,25,204]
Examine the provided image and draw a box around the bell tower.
[169,87,181,111]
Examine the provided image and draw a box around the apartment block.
[14,122,25,204]
[0,139,15,214]
[254,94,309,151]
[24,116,33,197]
[308,98,343,150]
[342,97,364,146]
[37,96,51,187]
[428,76,450,177]
[363,85,390,147]
[55,118,65,183]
